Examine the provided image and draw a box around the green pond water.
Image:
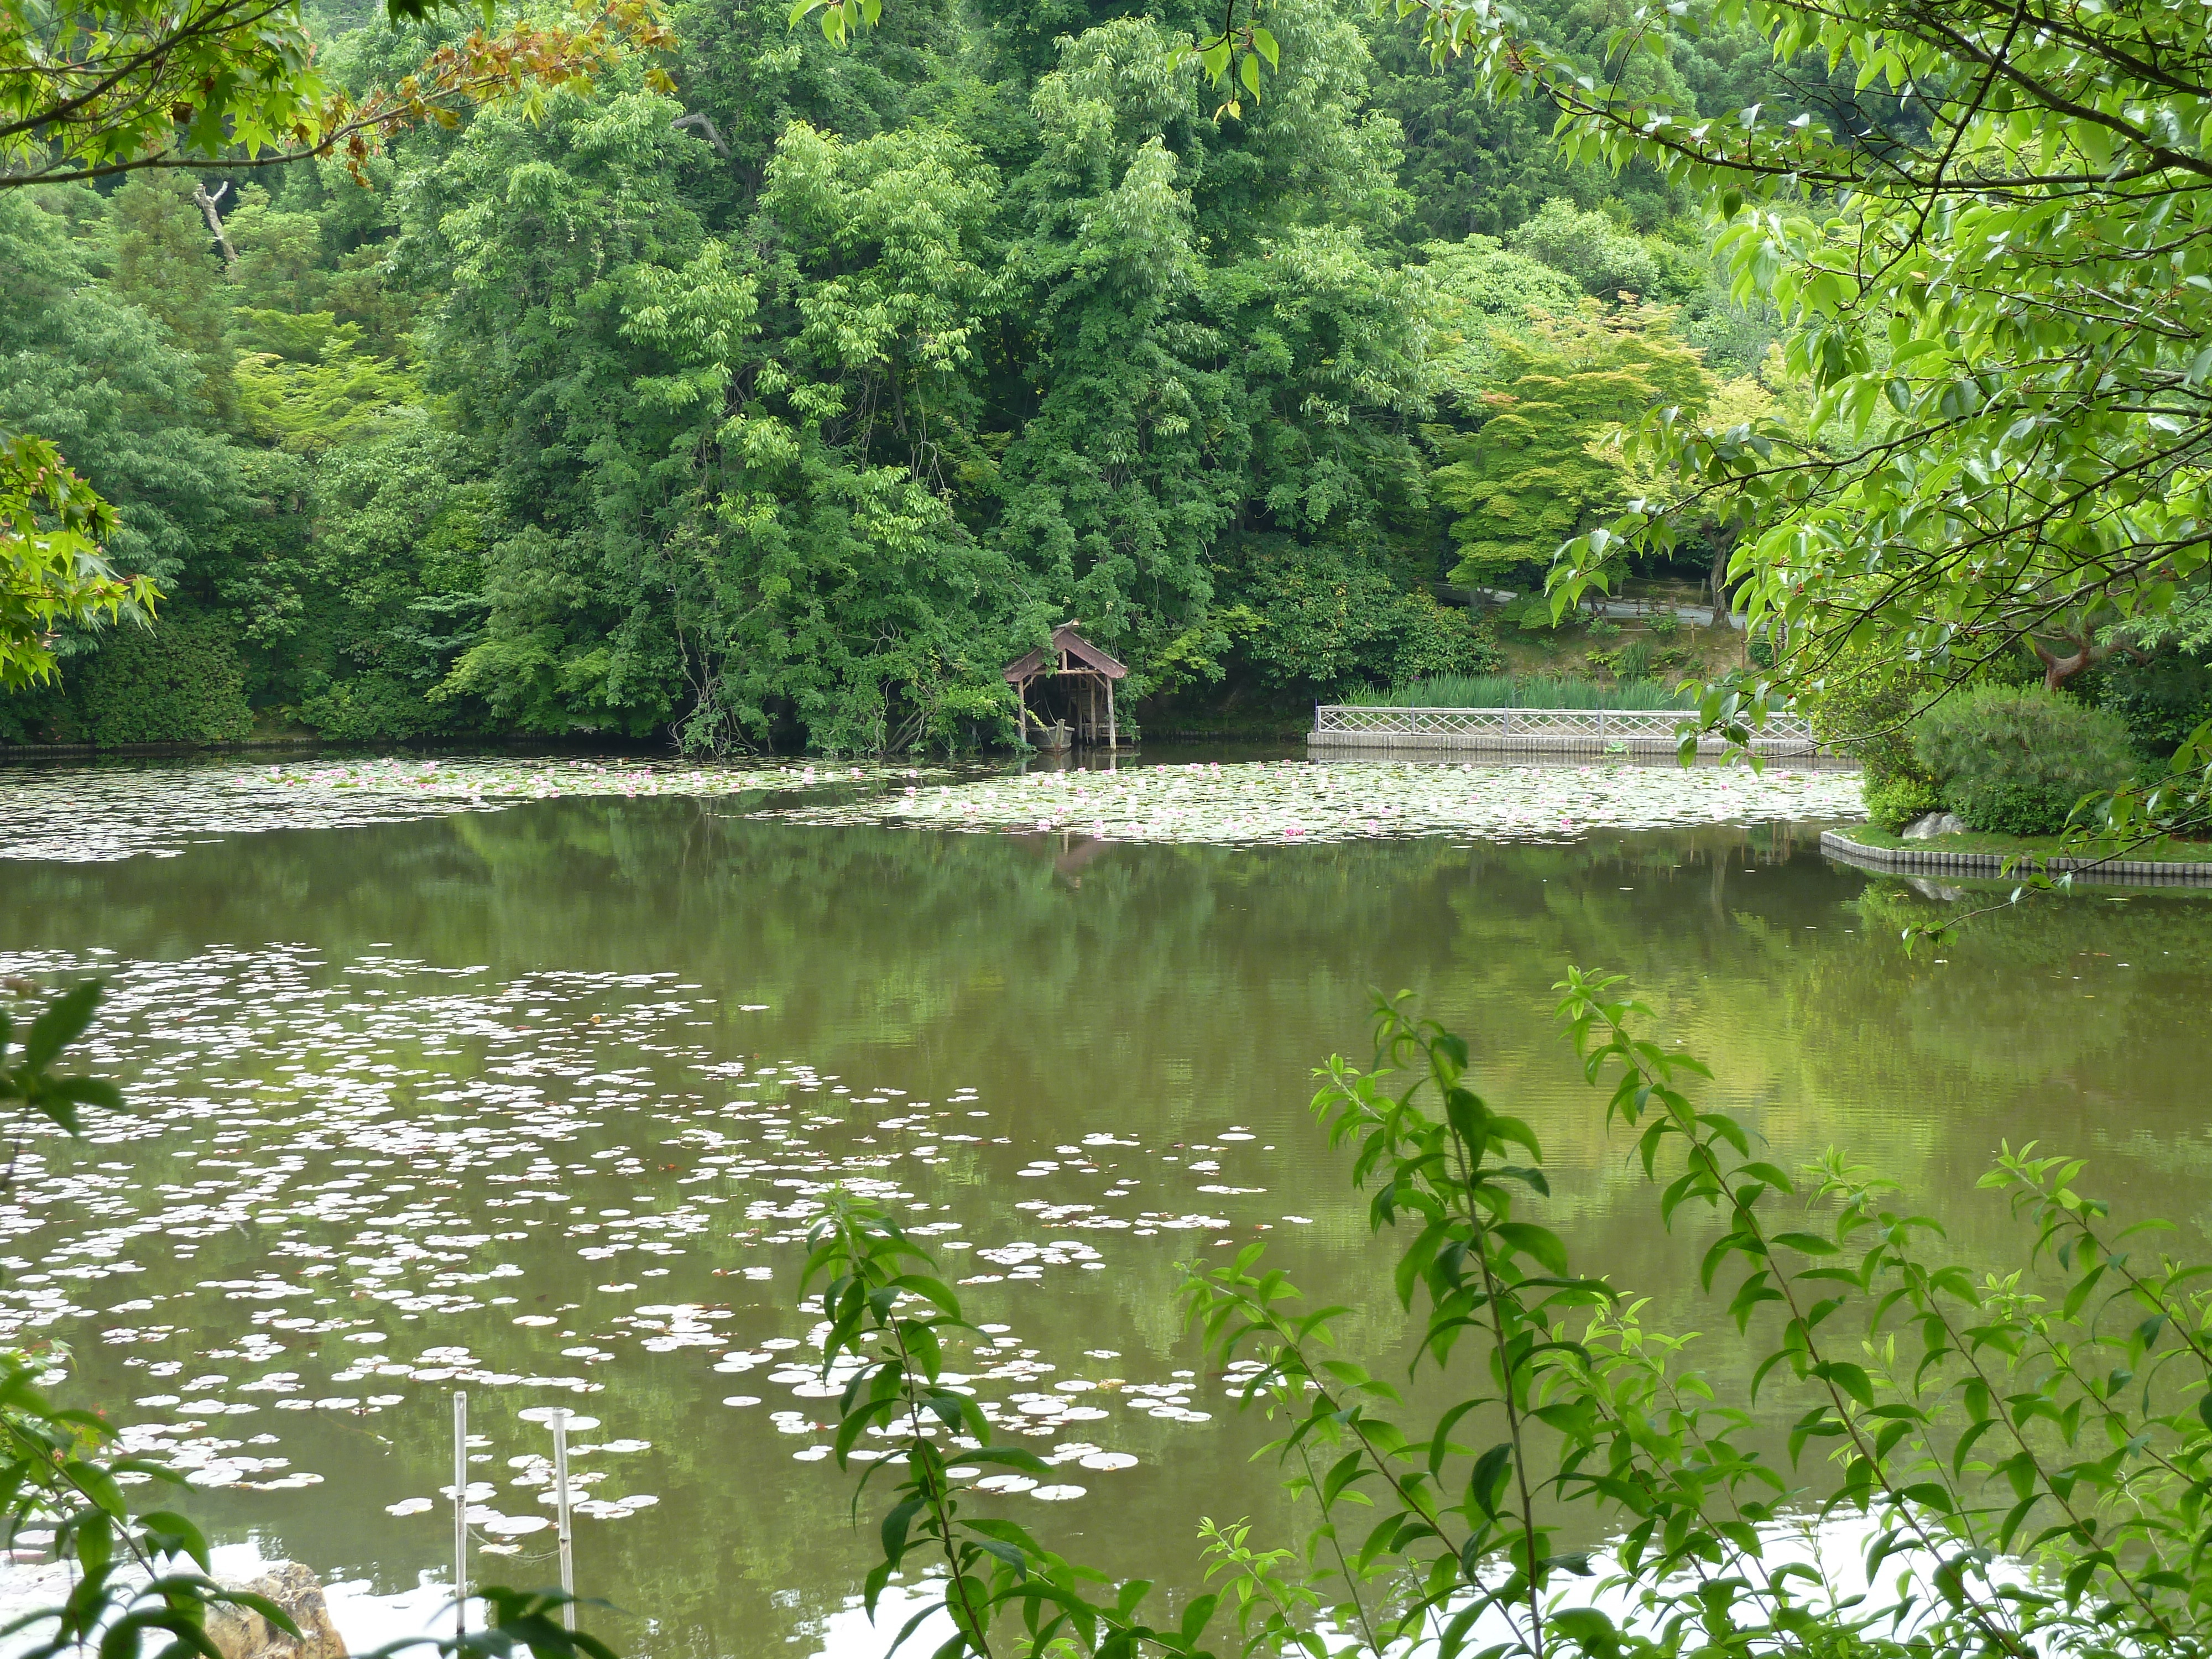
[2,748,2209,1658]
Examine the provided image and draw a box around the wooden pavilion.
[1003,624,1129,749]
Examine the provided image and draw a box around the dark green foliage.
[292,410,487,738]
[105,175,236,426]
[1221,538,1498,692]
[71,612,254,745]
[1,0,1865,749]
[1348,670,1679,707]
[1912,684,2137,835]
[0,194,236,589]
[2102,650,2212,754]
[1806,654,1937,827]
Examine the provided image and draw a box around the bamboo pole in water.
[451,1391,468,1638]
[551,1408,577,1629]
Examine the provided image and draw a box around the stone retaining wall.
[1819,829,2212,888]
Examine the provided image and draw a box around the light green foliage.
[1912,685,2138,837]
[1459,0,2212,851]
[234,324,421,452]
[1,0,343,187]
[1432,305,1708,586]
[1418,235,1583,389]
[817,975,2212,1659]
[0,0,680,191]
[1504,195,1658,301]
[0,435,155,694]
[1859,774,1943,833]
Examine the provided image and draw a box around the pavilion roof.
[1002,624,1129,684]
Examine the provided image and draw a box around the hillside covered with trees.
[1,0,1885,752]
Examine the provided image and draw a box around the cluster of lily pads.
[0,941,1297,1563]
[0,756,926,863]
[773,758,1866,844]
[4,753,1861,864]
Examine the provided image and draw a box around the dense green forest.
[0,0,1910,751]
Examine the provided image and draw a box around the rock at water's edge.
[208,1562,347,1659]
[1901,811,1967,840]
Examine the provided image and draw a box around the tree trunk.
[192,181,236,266]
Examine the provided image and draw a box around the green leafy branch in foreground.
[802,1200,1219,1659]
[0,435,156,695]
[812,972,2212,1659]
[0,979,622,1659]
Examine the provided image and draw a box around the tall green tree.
[0,195,238,593]
[106,176,237,426]
[1431,303,1706,585]
[1412,0,2212,834]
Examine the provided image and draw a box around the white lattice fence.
[1310,706,1820,747]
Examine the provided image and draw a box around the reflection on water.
[1,765,2208,1658]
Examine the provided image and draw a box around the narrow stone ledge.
[1819,829,2212,888]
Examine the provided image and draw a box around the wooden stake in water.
[549,1408,577,1630]
[452,1390,469,1638]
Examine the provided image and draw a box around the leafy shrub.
[1806,653,1937,802]
[1503,197,1660,300]
[1912,684,2137,834]
[73,612,254,746]
[298,669,452,740]
[1388,592,1505,682]
[1864,771,1944,831]
[1228,540,1503,692]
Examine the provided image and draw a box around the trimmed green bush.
[1911,684,2136,834]
[1864,773,1944,831]
[74,613,254,747]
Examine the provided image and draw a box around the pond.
[1,748,2207,1659]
